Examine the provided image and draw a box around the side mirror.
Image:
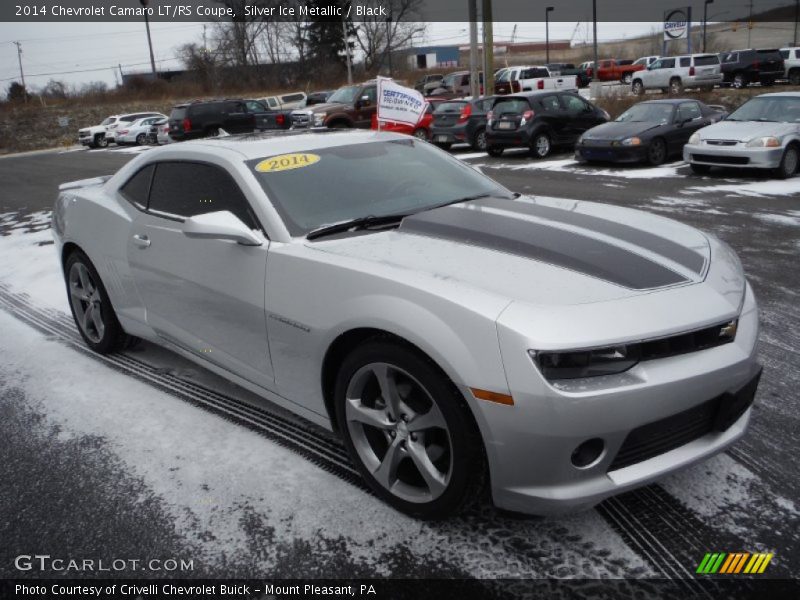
[183,211,263,246]
[358,95,371,107]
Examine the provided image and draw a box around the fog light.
[571,438,605,468]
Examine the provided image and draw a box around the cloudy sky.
[0,21,663,91]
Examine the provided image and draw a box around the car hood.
[308,195,713,308]
[293,101,348,114]
[582,121,662,141]
[697,120,798,141]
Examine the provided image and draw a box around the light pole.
[545,6,554,64]
[703,0,714,53]
[592,0,598,82]
[140,0,157,79]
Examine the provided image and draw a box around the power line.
[0,23,205,45]
[0,56,182,83]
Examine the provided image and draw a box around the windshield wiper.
[306,213,409,240]
[425,192,512,212]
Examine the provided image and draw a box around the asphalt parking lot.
[0,143,798,588]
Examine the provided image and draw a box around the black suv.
[430,96,495,151]
[485,91,608,158]
[719,49,785,88]
[169,99,271,141]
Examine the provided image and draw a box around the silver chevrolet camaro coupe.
[53,131,761,519]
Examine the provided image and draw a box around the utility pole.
[703,0,714,53]
[482,0,493,96]
[545,6,554,64]
[592,0,598,80]
[468,0,479,98]
[13,41,26,102]
[386,18,393,77]
[140,0,157,79]
[794,0,798,46]
[342,18,353,84]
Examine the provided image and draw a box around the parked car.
[78,115,119,148]
[546,63,592,88]
[495,65,578,95]
[485,90,609,158]
[779,47,800,85]
[594,59,645,84]
[430,71,483,97]
[168,99,280,141]
[258,92,307,110]
[631,54,723,95]
[684,92,800,178]
[106,112,165,144]
[115,115,168,145]
[576,99,727,165]
[291,81,377,129]
[370,98,446,139]
[719,49,785,88]
[302,91,333,107]
[633,55,661,68]
[429,96,495,151]
[147,118,170,145]
[414,73,444,95]
[53,130,760,519]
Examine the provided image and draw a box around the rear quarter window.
[282,93,305,103]
[694,55,720,66]
[170,107,187,120]
[119,164,155,210]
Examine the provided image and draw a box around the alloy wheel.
[68,262,105,343]
[344,362,453,503]
[648,139,667,165]
[533,134,551,158]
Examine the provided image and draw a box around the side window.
[661,58,676,68]
[539,95,562,111]
[148,162,258,229]
[678,102,702,121]
[362,86,377,103]
[225,101,244,113]
[680,57,691,67]
[651,59,663,69]
[267,97,279,108]
[780,50,789,59]
[119,164,155,210]
[562,94,590,111]
[246,100,264,112]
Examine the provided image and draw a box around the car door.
[673,101,705,151]
[222,100,252,133]
[559,93,602,143]
[654,58,676,87]
[354,85,377,127]
[125,160,274,388]
[535,94,569,142]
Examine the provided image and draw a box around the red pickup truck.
[592,59,645,84]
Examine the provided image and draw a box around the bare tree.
[352,0,426,71]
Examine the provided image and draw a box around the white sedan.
[116,115,167,145]
[52,131,761,519]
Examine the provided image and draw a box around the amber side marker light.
[470,388,514,406]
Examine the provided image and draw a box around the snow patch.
[687,178,800,198]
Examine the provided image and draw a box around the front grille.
[692,153,749,165]
[291,114,311,128]
[582,139,612,147]
[705,140,738,146]
[609,370,760,471]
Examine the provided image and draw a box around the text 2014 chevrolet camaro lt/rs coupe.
[52,131,761,519]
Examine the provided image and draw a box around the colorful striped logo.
[696,552,774,574]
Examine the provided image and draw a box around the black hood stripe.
[400,204,688,290]
[475,197,706,275]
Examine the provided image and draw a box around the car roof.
[159,130,407,160]
[638,99,700,105]
[754,92,800,98]
[501,90,576,99]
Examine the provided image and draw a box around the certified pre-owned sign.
[664,8,689,40]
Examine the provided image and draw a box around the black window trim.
[119,159,267,234]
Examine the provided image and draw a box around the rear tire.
[412,128,428,141]
[733,72,748,89]
[334,339,486,519]
[65,250,137,354]
[135,133,147,145]
[471,128,487,151]
[669,77,684,95]
[690,163,712,175]
[487,146,504,157]
[632,80,645,96]
[773,145,799,179]
[622,73,633,84]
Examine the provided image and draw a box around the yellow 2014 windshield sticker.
[255,153,320,173]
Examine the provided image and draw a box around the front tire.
[632,80,645,96]
[622,73,633,85]
[335,340,486,519]
[647,138,667,166]
[471,128,487,151]
[669,77,684,95]
[773,145,799,179]
[733,72,748,89]
[530,132,552,159]
[65,251,136,354]
[135,133,147,145]
[95,134,108,148]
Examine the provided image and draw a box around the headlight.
[577,134,585,145]
[313,112,327,126]
[621,137,641,146]
[528,345,640,380]
[746,136,781,148]
[688,133,701,145]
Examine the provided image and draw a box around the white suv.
[780,47,800,85]
[631,54,723,95]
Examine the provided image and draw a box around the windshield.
[727,96,800,122]
[435,101,468,113]
[616,103,674,123]
[249,140,508,236]
[493,98,530,115]
[497,70,514,82]
[328,85,360,104]
[101,117,115,125]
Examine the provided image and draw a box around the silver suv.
[632,54,723,95]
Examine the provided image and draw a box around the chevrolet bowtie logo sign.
[696,552,774,574]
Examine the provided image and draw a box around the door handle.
[132,234,151,248]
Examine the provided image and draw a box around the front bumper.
[478,282,759,516]
[576,143,648,163]
[683,143,784,169]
